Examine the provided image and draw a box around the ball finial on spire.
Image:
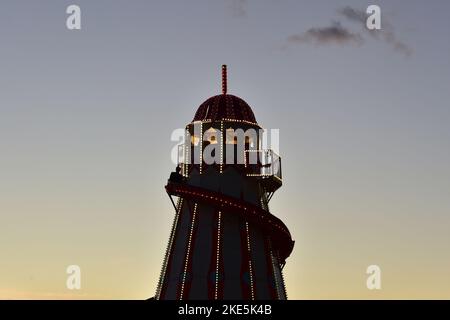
[222,65,227,95]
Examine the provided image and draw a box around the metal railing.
[176,144,282,182]
[246,149,282,181]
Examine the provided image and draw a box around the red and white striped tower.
[156,66,294,300]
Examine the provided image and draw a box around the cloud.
[287,22,363,46]
[285,6,412,57]
[227,0,248,18]
[382,30,413,57]
[338,6,413,57]
[339,6,367,24]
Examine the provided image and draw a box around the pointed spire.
[222,65,227,95]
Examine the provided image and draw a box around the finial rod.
[222,65,227,95]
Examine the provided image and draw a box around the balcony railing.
[176,144,282,188]
[245,149,282,180]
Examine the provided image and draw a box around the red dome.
[193,94,257,123]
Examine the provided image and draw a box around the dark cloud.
[339,6,367,24]
[285,6,412,57]
[338,6,413,57]
[287,22,363,46]
[227,0,248,18]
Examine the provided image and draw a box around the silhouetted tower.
[156,65,294,300]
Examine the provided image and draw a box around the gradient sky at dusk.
[1,0,450,299]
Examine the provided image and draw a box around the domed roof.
[193,94,257,123]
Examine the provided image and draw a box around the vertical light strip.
[260,197,265,210]
[270,249,282,300]
[179,203,198,299]
[244,150,247,168]
[181,143,185,177]
[220,121,223,173]
[199,122,203,174]
[155,198,183,299]
[278,255,288,300]
[214,211,222,299]
[184,127,189,177]
[245,221,255,300]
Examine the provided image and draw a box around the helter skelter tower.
[156,66,294,300]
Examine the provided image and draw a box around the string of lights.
[179,203,198,299]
